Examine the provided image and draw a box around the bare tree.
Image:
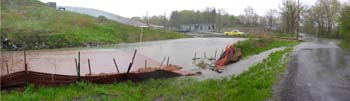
[320,0,341,35]
[304,0,341,36]
[265,9,278,30]
[243,6,258,26]
[280,0,299,33]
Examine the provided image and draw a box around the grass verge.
[237,38,299,58]
[339,40,350,50]
[1,47,295,100]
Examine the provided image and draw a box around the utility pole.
[296,0,300,40]
[146,11,150,27]
[164,12,167,33]
[140,26,143,44]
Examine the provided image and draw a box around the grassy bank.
[339,40,350,50]
[1,0,189,49]
[237,38,299,58]
[1,47,294,100]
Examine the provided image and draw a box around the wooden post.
[6,61,9,74]
[159,56,166,68]
[88,58,91,75]
[144,60,147,68]
[113,58,120,73]
[166,57,170,66]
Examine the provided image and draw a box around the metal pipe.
[127,49,137,74]
[75,58,78,75]
[113,58,120,73]
[193,52,197,60]
[145,60,147,68]
[214,49,217,59]
[77,52,81,80]
[6,61,9,74]
[131,50,137,62]
[24,51,28,84]
[88,58,91,75]
[159,56,166,68]
[24,51,27,72]
[166,57,170,66]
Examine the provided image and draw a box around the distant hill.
[63,6,146,27]
[0,0,187,49]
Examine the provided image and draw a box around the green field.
[0,0,188,49]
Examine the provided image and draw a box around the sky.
[39,0,349,18]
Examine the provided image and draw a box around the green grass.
[339,40,350,50]
[237,38,299,58]
[1,48,295,100]
[0,0,189,49]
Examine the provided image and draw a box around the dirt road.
[274,34,350,101]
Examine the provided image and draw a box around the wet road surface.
[275,35,350,101]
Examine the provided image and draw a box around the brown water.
[114,37,246,71]
[1,37,246,76]
[0,49,161,76]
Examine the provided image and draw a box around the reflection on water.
[115,38,246,70]
[1,38,246,75]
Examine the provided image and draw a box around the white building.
[177,24,216,32]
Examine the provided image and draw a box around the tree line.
[131,7,269,32]
[131,0,349,43]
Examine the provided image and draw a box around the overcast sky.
[39,0,349,18]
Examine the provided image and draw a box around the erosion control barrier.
[1,70,182,89]
[1,50,194,90]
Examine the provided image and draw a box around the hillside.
[0,0,187,49]
[63,6,146,27]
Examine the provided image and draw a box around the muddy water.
[1,38,245,76]
[114,38,246,71]
[0,49,161,76]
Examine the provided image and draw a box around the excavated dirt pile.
[194,43,242,72]
[215,44,242,69]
